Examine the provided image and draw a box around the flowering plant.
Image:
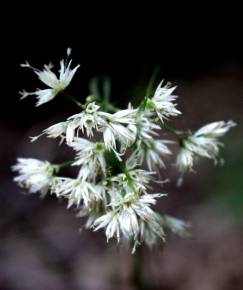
[13,49,236,252]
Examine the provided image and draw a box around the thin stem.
[160,122,177,134]
[55,160,75,170]
[138,65,160,112]
[145,65,160,98]
[160,123,183,144]
[160,123,192,148]
[62,92,83,108]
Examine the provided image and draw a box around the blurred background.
[0,12,243,290]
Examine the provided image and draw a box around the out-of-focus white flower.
[176,147,194,173]
[70,138,106,178]
[139,218,165,249]
[176,120,236,172]
[20,48,80,106]
[150,81,181,121]
[194,120,236,138]
[12,158,55,195]
[161,215,190,237]
[52,177,99,208]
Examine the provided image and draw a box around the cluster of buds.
[13,49,235,252]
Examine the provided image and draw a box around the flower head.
[52,177,99,208]
[12,158,55,195]
[176,147,194,173]
[98,109,137,151]
[66,102,101,143]
[176,120,236,172]
[144,139,172,171]
[20,48,80,106]
[93,192,166,246]
[150,81,181,121]
[70,137,106,179]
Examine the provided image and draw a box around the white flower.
[52,177,99,208]
[20,48,80,106]
[134,139,172,171]
[67,102,101,143]
[43,122,68,139]
[150,81,181,121]
[129,193,166,221]
[176,120,236,172]
[94,212,121,242]
[30,121,69,143]
[100,108,137,125]
[176,147,194,173]
[93,192,166,245]
[66,120,78,145]
[33,102,101,144]
[12,158,55,195]
[20,89,57,107]
[110,168,154,194]
[98,109,137,151]
[127,110,161,153]
[103,127,117,150]
[70,138,106,178]
[127,107,173,170]
[145,139,172,171]
[161,215,189,237]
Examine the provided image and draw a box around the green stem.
[160,123,192,148]
[62,92,83,108]
[160,123,177,134]
[145,65,160,98]
[160,122,183,141]
[55,160,75,170]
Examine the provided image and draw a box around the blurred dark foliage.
[0,9,243,290]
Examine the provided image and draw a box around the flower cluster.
[176,120,236,173]
[13,49,235,252]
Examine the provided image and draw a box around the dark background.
[0,8,243,290]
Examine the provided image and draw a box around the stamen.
[64,47,72,68]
